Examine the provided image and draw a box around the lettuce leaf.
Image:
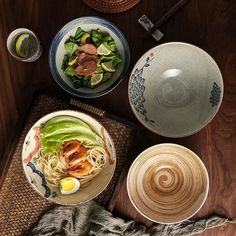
[102,35,117,52]
[64,66,76,76]
[91,30,102,45]
[100,54,121,66]
[41,115,104,154]
[65,42,78,56]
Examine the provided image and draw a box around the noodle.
[78,147,107,186]
[38,146,108,189]
[39,150,67,188]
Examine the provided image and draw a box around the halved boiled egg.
[60,177,80,195]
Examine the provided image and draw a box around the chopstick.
[143,0,191,38]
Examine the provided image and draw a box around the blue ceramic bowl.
[128,42,224,137]
[49,17,130,98]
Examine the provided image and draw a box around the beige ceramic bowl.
[128,42,224,137]
[22,110,116,205]
[127,143,209,224]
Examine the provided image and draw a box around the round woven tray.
[83,0,141,13]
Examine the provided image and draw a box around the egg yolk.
[61,178,75,191]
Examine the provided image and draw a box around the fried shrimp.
[63,141,88,162]
[67,161,92,178]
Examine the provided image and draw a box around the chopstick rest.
[138,15,164,42]
[143,0,191,38]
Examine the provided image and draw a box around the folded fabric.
[28,201,231,236]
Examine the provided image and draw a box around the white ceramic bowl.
[128,42,224,137]
[22,110,116,205]
[49,17,130,98]
[127,143,209,224]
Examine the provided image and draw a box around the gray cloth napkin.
[28,201,229,236]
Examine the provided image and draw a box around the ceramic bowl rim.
[126,143,209,224]
[21,110,116,205]
[128,42,224,138]
[49,16,130,98]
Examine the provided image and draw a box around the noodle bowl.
[22,110,116,205]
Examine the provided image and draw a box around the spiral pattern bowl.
[127,143,209,224]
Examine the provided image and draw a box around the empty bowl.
[127,143,209,224]
[128,42,223,137]
[49,16,130,98]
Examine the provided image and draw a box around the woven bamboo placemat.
[83,0,141,13]
[0,94,139,236]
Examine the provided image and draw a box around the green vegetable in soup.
[82,76,91,87]
[65,42,78,56]
[91,29,102,45]
[41,115,104,154]
[102,72,112,82]
[111,56,121,66]
[71,76,83,88]
[102,35,117,52]
[64,66,76,76]
[68,36,77,44]
[61,54,69,71]
[67,27,85,44]
[95,65,104,74]
[74,27,84,40]
[100,54,121,67]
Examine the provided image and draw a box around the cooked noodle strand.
[39,146,107,189]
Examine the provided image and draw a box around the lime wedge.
[101,61,115,72]
[91,73,103,86]
[15,33,36,58]
[97,44,111,55]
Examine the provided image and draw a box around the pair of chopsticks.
[144,0,191,38]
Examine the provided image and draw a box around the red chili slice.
[75,60,97,76]
[78,43,97,55]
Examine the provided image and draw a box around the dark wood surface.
[1,0,236,235]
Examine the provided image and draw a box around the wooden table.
[1,0,236,235]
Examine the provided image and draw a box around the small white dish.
[128,42,224,137]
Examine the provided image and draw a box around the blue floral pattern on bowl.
[129,56,155,124]
[210,82,221,107]
[27,162,51,198]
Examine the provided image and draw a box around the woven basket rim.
[83,0,141,13]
